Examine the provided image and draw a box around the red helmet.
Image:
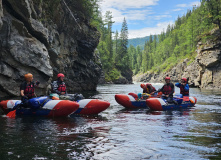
[165,77,170,80]
[57,73,65,79]
[140,84,145,88]
[181,78,187,83]
[146,83,151,86]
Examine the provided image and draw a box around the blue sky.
[99,0,201,39]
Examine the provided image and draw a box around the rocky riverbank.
[0,0,102,98]
[99,71,133,84]
[98,67,133,84]
[133,28,221,89]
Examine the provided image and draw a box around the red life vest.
[143,88,150,93]
[24,83,35,98]
[162,84,172,95]
[58,83,66,92]
[144,85,156,94]
[180,85,189,96]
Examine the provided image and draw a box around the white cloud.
[99,0,156,24]
[173,1,200,14]
[128,21,174,39]
[176,1,201,8]
[99,0,159,11]
[99,0,201,39]
[154,14,172,20]
[102,8,153,24]
[176,4,188,8]
[172,8,183,12]
[190,1,201,7]
[125,10,152,20]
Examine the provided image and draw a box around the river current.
[0,83,221,160]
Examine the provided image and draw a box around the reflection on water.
[0,84,221,159]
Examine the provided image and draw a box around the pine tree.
[153,35,157,50]
[136,46,142,70]
[104,11,114,65]
[113,30,119,63]
[117,17,129,69]
[201,0,221,31]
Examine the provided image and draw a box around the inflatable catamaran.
[0,97,79,117]
[115,92,197,111]
[0,97,110,117]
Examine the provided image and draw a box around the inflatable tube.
[0,97,79,117]
[74,99,110,115]
[128,93,138,99]
[115,94,148,109]
[0,100,22,113]
[146,96,197,111]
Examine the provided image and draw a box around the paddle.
[6,100,26,118]
[174,96,190,101]
[6,109,17,118]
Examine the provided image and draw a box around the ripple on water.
[0,84,221,159]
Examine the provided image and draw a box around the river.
[0,83,221,160]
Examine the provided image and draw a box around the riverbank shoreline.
[133,29,221,90]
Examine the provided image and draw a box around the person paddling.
[20,73,40,106]
[175,78,189,96]
[140,83,156,94]
[158,77,177,104]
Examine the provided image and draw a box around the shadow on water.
[0,114,112,160]
[0,117,75,159]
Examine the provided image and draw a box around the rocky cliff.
[0,0,101,98]
[133,28,221,89]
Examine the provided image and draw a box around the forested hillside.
[95,11,132,83]
[128,0,221,75]
[127,36,150,49]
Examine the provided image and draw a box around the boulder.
[113,77,129,84]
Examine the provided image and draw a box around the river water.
[0,83,221,160]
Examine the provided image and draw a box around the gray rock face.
[120,68,133,84]
[0,0,101,98]
[0,0,3,29]
[98,70,106,84]
[133,29,221,89]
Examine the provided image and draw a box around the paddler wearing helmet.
[175,78,189,96]
[158,77,176,104]
[140,83,156,94]
[51,73,84,101]
[20,73,40,104]
[51,73,67,95]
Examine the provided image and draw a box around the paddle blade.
[183,96,190,101]
[6,110,16,118]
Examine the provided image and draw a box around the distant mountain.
[128,36,150,49]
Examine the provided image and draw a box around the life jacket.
[143,87,149,93]
[57,82,66,92]
[144,85,156,94]
[24,83,35,98]
[180,85,189,96]
[162,84,172,95]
